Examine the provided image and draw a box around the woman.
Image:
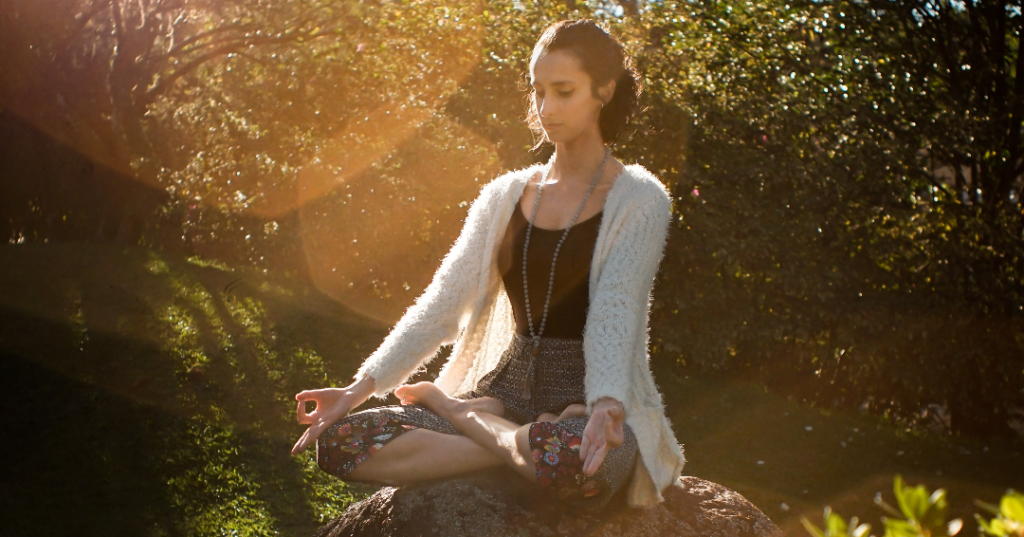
[290,19,686,509]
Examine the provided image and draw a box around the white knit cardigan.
[355,161,686,507]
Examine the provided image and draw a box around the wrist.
[593,397,624,412]
[593,393,622,416]
[347,374,376,401]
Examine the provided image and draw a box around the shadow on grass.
[0,244,380,536]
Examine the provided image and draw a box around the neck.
[546,129,608,187]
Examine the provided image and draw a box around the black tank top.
[497,201,603,339]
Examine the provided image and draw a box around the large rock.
[313,468,782,537]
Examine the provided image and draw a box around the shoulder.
[613,163,672,213]
[476,163,542,202]
[461,163,539,223]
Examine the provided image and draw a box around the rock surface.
[313,468,782,537]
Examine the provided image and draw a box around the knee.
[515,424,535,464]
[316,435,352,479]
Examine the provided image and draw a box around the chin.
[545,131,576,144]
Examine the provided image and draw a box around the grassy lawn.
[0,243,1020,536]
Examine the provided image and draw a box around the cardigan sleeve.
[355,180,500,397]
[583,184,672,413]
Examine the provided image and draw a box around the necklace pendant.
[524,342,539,400]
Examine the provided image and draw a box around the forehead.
[530,49,589,86]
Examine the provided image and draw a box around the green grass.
[0,244,379,536]
[0,243,1020,536]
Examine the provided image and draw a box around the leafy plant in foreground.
[975,491,1024,537]
[802,475,1023,537]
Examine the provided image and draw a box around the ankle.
[427,394,458,419]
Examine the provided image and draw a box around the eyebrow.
[530,80,576,88]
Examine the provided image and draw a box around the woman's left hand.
[579,398,625,476]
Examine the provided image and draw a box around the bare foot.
[537,412,558,423]
[557,404,587,422]
[395,382,504,420]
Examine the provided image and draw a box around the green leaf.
[893,475,926,522]
[976,500,1002,516]
[803,508,873,537]
[1000,491,1024,522]
[827,511,850,535]
[923,488,951,529]
[802,516,828,537]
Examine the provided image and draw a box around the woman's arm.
[354,179,501,397]
[583,185,672,411]
[291,177,506,454]
[579,184,672,474]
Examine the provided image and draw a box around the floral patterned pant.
[528,421,602,499]
[317,414,419,478]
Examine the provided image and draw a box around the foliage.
[802,475,1024,537]
[643,0,1024,436]
[976,491,1024,537]
[802,507,873,537]
[2,0,1023,433]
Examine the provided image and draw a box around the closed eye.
[534,89,574,98]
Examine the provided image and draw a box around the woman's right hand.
[290,375,376,456]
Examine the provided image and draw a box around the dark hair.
[525,19,642,152]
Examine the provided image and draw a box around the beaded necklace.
[521,146,610,399]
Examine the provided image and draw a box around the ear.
[598,79,616,106]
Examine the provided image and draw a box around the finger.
[583,442,608,476]
[579,431,592,461]
[291,436,307,455]
[296,399,315,424]
[580,416,600,460]
[291,427,313,455]
[296,389,321,401]
[292,420,326,455]
[605,419,624,448]
[582,431,601,465]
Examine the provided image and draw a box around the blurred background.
[1,0,1022,535]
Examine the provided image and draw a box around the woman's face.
[530,49,613,144]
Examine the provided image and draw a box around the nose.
[537,95,555,119]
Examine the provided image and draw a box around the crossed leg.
[394,382,587,482]
[342,383,588,486]
[344,396,507,486]
[344,428,503,485]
